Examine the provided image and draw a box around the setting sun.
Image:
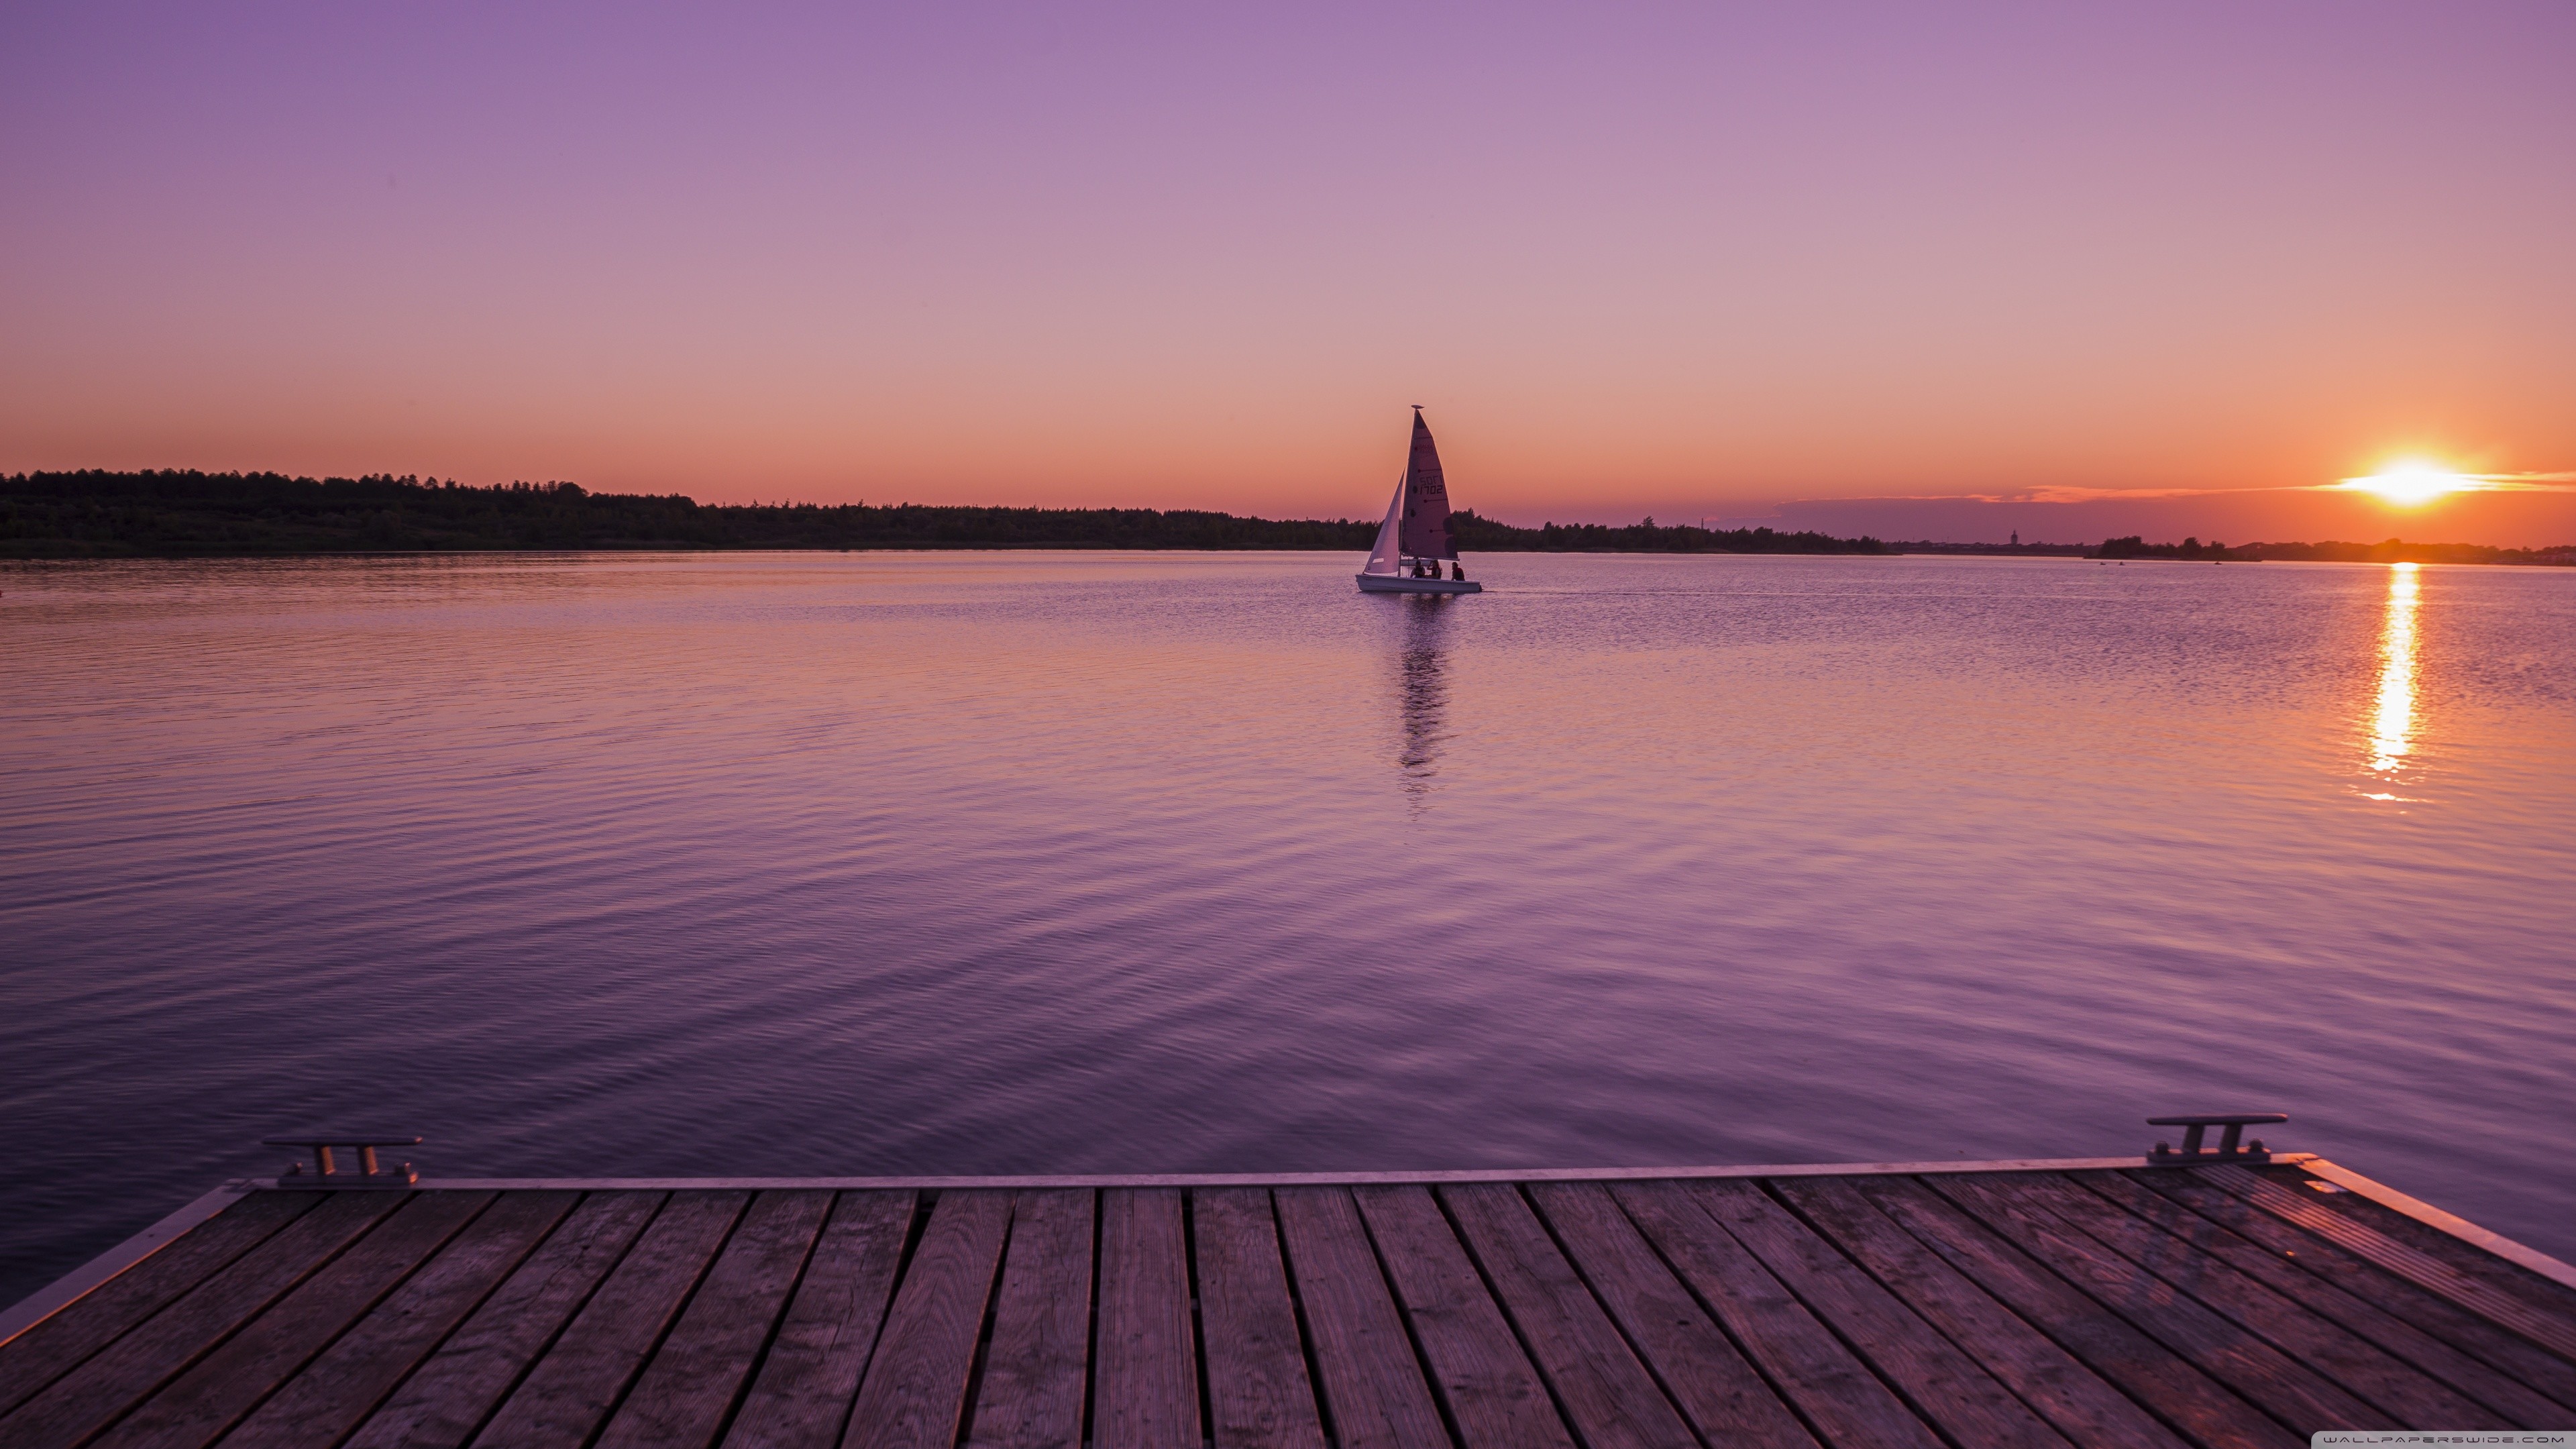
[2340,462,2471,505]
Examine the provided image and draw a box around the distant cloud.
[2017,486,2244,502]
[2322,472,2576,493]
[1917,475,2576,505]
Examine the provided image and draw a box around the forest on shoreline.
[6,471,2568,565]
[3,470,1886,557]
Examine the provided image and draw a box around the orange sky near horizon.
[4,3,2573,543]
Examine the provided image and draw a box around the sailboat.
[1356,407,1484,594]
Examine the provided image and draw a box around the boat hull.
[1356,573,1483,595]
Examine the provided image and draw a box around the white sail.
[1362,476,1404,575]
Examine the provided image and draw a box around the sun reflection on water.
[2368,562,2419,776]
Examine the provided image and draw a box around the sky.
[4,1,2573,543]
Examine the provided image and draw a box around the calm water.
[3,551,2571,1302]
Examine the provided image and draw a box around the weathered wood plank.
[219,1191,579,1449]
[1528,1182,1818,1448]
[2079,1170,2569,1427]
[725,1191,916,1449]
[0,1191,402,1449]
[1611,1179,1943,1449]
[10,1160,2558,1449]
[842,1190,1012,1449]
[2003,1173,2502,1428]
[401,1154,2178,1193]
[1269,1188,1446,1449]
[2133,1170,2576,1415]
[0,1191,317,1419]
[1775,1177,2186,1449]
[1093,1189,1199,1449]
[2277,1168,2576,1319]
[470,1191,748,1447]
[1193,1189,1324,1449]
[1694,1179,2071,1448]
[593,1191,833,1449]
[2205,1166,2576,1363]
[1931,1174,2389,1436]
[1352,1183,1570,1449]
[341,1191,663,1449]
[95,1191,494,1449]
[964,1190,1093,1449]
[1858,1177,2300,1449]
[1439,1184,1691,1449]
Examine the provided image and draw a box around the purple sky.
[5,2,2573,541]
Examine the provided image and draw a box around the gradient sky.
[5,2,2573,541]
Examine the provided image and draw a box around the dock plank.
[2206,1166,2576,1363]
[2003,1173,2502,1428]
[95,1190,494,1449]
[966,1190,1094,1449]
[843,1190,1011,1449]
[0,1191,402,1449]
[1776,1177,2186,1449]
[470,1191,747,1448]
[594,1191,833,1449]
[219,1191,578,1449]
[1858,1177,2299,1449]
[725,1191,915,1449]
[2275,1169,2576,1322]
[1528,1182,1818,1448]
[1093,1189,1199,1449]
[1353,1183,1571,1449]
[1696,1179,2072,1448]
[10,1155,2572,1449]
[1193,1189,1324,1449]
[341,1191,663,1449]
[1440,1183,1692,1449]
[2133,1170,2576,1415]
[0,1192,317,1421]
[1931,1174,2390,1436]
[1269,1188,1446,1449]
[1611,1179,1943,1449]
[2076,1170,2568,1428]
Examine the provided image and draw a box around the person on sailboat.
[1451,561,1466,582]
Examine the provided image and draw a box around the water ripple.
[2,551,2571,1301]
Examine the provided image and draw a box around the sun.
[2339,462,2469,505]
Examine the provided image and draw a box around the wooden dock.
[4,1151,2573,1447]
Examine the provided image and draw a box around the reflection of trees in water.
[1396,596,1451,810]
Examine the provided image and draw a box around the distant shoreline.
[5,472,2569,566]
[4,470,1888,559]
[1902,537,2576,566]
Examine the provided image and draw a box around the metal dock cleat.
[265,1132,422,1187]
[2146,1110,2288,1163]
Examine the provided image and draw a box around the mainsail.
[1396,409,1456,559]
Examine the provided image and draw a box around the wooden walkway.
[4,1155,2573,1447]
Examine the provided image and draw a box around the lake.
[3,550,2571,1304]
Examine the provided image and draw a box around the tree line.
[1,471,1892,557]
[2094,534,2573,566]
[22,472,2551,564]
